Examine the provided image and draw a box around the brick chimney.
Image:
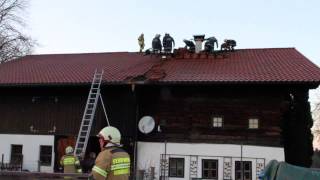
[193,35,205,53]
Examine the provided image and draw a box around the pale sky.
[26,0,320,105]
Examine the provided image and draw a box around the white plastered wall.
[137,142,284,180]
[0,134,54,172]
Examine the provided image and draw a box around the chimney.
[193,35,205,53]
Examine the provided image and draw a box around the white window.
[249,118,259,129]
[169,158,184,178]
[212,117,223,128]
[202,159,218,179]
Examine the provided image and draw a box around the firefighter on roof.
[162,33,175,53]
[91,126,130,180]
[138,33,145,53]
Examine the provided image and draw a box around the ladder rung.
[75,70,104,157]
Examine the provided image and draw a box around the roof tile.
[0,48,319,85]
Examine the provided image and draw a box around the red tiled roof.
[0,48,320,86]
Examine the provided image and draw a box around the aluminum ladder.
[74,69,106,158]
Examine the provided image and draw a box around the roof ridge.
[26,48,296,57]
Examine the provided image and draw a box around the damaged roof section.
[0,48,320,86]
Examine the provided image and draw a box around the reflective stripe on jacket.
[60,155,81,173]
[92,147,130,180]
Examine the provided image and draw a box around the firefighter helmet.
[65,146,74,154]
[98,126,121,144]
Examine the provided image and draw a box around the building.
[0,47,320,180]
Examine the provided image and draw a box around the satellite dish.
[138,116,155,134]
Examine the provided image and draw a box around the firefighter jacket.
[92,146,130,180]
[60,154,82,173]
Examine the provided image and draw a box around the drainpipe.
[240,144,243,180]
[1,154,3,168]
[131,82,139,178]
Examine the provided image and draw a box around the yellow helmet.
[98,126,121,144]
[65,146,74,154]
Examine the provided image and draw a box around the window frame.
[212,116,224,128]
[168,157,185,178]
[235,161,252,180]
[202,159,218,179]
[248,118,259,129]
[39,145,52,166]
[10,144,23,165]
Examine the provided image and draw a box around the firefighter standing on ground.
[91,126,130,180]
[60,146,82,173]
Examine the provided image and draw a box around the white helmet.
[98,126,121,144]
[65,146,74,154]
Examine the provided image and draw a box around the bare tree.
[0,0,34,63]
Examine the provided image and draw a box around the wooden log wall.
[137,85,289,147]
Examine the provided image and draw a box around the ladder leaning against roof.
[74,69,110,158]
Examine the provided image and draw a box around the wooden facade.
[0,85,135,137]
[0,83,316,167]
[137,85,286,146]
[136,84,314,167]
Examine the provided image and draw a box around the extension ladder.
[74,69,105,158]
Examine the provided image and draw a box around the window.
[248,118,259,129]
[202,159,218,179]
[169,158,184,178]
[40,145,52,166]
[235,161,252,180]
[212,117,223,128]
[10,145,23,165]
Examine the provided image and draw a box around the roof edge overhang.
[0,81,319,89]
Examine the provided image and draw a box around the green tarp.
[260,160,320,180]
